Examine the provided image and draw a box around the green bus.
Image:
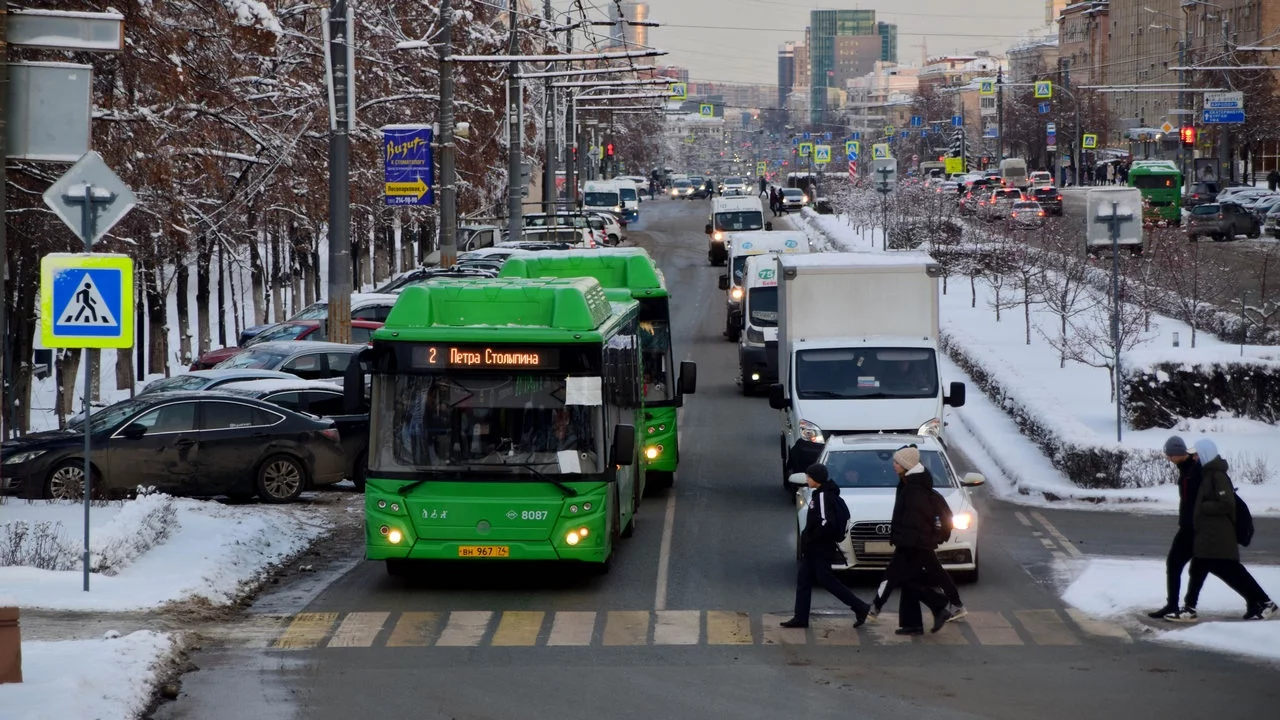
[498,249,696,491]
[360,277,650,575]
[1127,160,1182,224]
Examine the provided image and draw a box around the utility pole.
[542,0,556,214]
[325,0,352,345]
[996,66,1005,163]
[438,0,458,267]
[506,4,523,243]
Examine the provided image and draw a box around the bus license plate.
[458,545,510,558]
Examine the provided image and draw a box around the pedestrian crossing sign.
[40,253,134,349]
[1034,81,1053,99]
[979,80,995,96]
[1082,133,1098,149]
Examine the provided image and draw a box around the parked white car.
[789,434,984,582]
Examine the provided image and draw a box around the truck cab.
[738,255,782,395]
[705,196,766,266]
[718,230,810,342]
[767,253,966,484]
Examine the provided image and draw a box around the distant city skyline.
[577,0,1047,87]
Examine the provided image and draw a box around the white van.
[1000,158,1029,189]
[718,230,811,342]
[582,180,623,220]
[738,254,783,394]
[705,196,766,266]
[613,179,640,223]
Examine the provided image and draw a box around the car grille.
[849,520,893,569]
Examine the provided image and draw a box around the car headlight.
[729,286,744,301]
[917,418,942,437]
[713,231,724,241]
[3,449,46,465]
[952,512,973,531]
[798,419,824,444]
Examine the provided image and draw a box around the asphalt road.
[153,197,1280,720]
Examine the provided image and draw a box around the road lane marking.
[705,611,753,644]
[1040,538,1058,550]
[602,611,651,646]
[865,613,914,644]
[653,408,683,611]
[1015,609,1080,645]
[1015,512,1033,527]
[326,611,389,648]
[272,612,338,650]
[436,611,493,647]
[491,611,545,646]
[812,616,861,645]
[967,611,1023,646]
[922,622,968,645]
[385,611,443,647]
[653,610,700,645]
[546,611,596,646]
[1065,609,1132,643]
[762,614,807,645]
[1030,511,1083,558]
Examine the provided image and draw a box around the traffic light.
[606,142,615,157]
[571,146,578,161]
[1180,126,1196,146]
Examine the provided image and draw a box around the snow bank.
[0,631,177,720]
[0,497,331,611]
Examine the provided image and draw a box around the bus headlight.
[645,445,663,459]
[565,526,590,546]
[388,528,404,544]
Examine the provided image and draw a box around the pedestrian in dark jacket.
[781,463,872,629]
[1150,435,1203,620]
[768,187,780,216]
[759,176,768,197]
[1175,439,1278,621]
[1268,169,1279,192]
[886,446,952,635]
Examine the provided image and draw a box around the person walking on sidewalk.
[780,463,872,629]
[886,445,953,635]
[1168,439,1278,622]
[1149,435,1201,620]
[768,187,780,217]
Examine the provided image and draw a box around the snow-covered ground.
[0,629,179,720]
[0,493,333,611]
[1061,557,1280,663]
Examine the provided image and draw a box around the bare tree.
[1035,225,1097,367]
[1146,230,1232,347]
[1004,234,1046,344]
[1055,279,1158,401]
[977,237,1019,322]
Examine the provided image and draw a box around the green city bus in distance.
[497,248,697,492]
[1127,160,1182,225]
[361,277,645,576]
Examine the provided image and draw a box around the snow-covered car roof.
[822,433,945,453]
[215,378,345,395]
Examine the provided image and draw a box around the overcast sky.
[573,0,1048,87]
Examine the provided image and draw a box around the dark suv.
[1185,202,1261,241]
[1184,181,1220,208]
[1029,186,1064,216]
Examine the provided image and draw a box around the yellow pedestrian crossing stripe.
[266,608,1131,650]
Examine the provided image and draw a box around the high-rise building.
[878,22,897,65]
[606,2,650,49]
[807,9,897,125]
[778,43,796,112]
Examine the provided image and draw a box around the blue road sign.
[383,125,434,206]
[802,131,811,141]
[1202,109,1245,124]
[909,116,923,128]
[848,151,858,161]
[823,131,832,141]
[899,130,909,139]
[792,137,800,146]
[921,129,929,137]
[1038,102,1051,114]
[852,132,861,140]
[951,115,963,127]
[40,253,135,349]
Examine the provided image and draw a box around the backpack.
[928,489,954,545]
[818,490,851,544]
[1235,491,1255,547]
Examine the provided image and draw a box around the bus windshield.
[639,320,674,401]
[715,211,764,232]
[1132,175,1178,190]
[371,373,605,476]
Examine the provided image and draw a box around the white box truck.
[767,252,967,484]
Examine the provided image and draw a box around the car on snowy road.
[788,434,984,582]
[2,392,345,502]
[139,369,296,395]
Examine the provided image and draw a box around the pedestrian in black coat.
[1149,435,1202,620]
[780,463,872,629]
[886,445,952,635]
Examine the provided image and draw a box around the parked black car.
[218,379,370,490]
[1,392,345,502]
[1185,202,1262,241]
[1184,181,1220,208]
[1029,186,1064,216]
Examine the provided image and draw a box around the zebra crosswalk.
[253,607,1132,651]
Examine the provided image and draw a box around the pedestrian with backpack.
[885,445,953,635]
[1148,435,1202,620]
[781,463,872,629]
[1167,439,1277,622]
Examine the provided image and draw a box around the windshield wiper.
[799,390,848,399]
[396,468,454,497]
[470,460,579,498]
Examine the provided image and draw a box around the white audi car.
[790,434,984,582]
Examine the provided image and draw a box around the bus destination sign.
[412,344,561,370]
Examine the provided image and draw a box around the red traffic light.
[606,142,615,157]
[1180,126,1196,146]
